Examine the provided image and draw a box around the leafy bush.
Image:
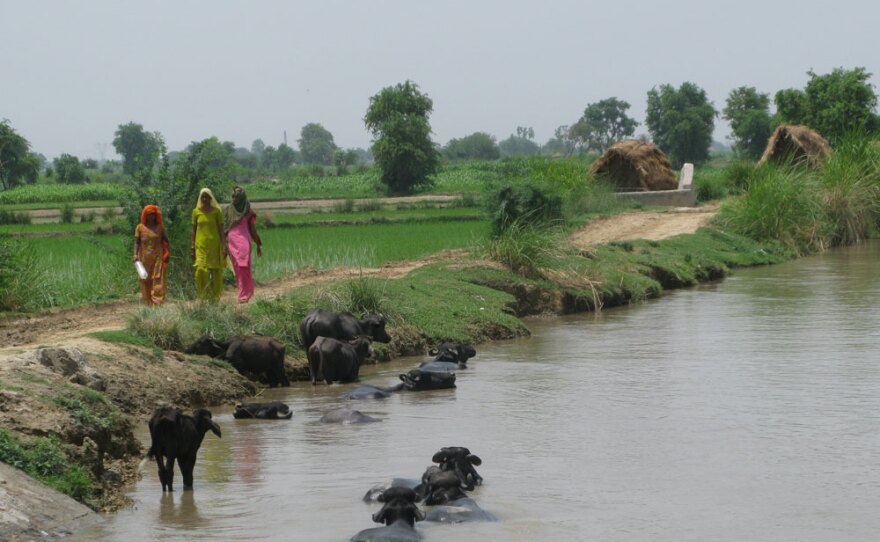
[485,183,563,237]
[60,204,75,224]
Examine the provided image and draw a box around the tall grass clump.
[693,166,729,202]
[819,136,880,245]
[0,236,45,312]
[564,178,624,217]
[314,275,394,320]
[715,164,828,254]
[0,209,32,225]
[482,218,559,279]
[724,160,758,193]
[485,183,563,237]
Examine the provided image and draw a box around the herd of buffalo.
[148,308,485,540]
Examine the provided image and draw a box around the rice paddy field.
[17,217,488,309]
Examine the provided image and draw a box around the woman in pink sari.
[224,186,262,303]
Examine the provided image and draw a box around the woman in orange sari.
[133,204,170,305]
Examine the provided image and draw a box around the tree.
[112,122,164,174]
[250,139,266,156]
[0,120,39,190]
[774,67,879,143]
[498,134,540,157]
[542,125,576,156]
[516,126,535,140]
[443,132,501,160]
[364,80,440,194]
[53,154,87,184]
[275,143,298,170]
[645,82,717,167]
[723,86,773,160]
[298,123,337,165]
[569,98,638,153]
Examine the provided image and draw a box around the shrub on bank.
[715,137,880,254]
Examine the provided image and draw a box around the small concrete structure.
[615,163,696,207]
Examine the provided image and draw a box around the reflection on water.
[77,242,880,542]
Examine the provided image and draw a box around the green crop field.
[255,220,487,280]
[21,218,488,309]
[0,184,121,206]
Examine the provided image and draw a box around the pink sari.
[227,213,256,301]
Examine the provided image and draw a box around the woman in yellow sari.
[133,204,169,305]
[191,188,226,301]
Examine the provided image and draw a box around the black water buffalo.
[351,487,424,542]
[399,367,456,391]
[232,401,292,419]
[432,446,483,489]
[147,407,221,491]
[308,336,373,385]
[350,520,421,542]
[428,342,477,367]
[423,497,496,523]
[299,309,391,351]
[339,385,396,400]
[416,466,468,506]
[363,478,420,503]
[319,408,380,424]
[185,335,289,387]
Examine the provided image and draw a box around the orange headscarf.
[140,204,170,265]
[140,204,164,227]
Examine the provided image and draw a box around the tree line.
[1,66,877,193]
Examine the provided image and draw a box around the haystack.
[758,124,831,168]
[589,140,677,191]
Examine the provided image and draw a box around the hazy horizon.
[2,0,878,160]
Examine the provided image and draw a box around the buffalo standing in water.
[147,407,221,491]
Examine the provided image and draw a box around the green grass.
[255,220,487,281]
[0,200,119,211]
[0,429,94,502]
[0,221,119,235]
[268,206,483,226]
[0,183,121,206]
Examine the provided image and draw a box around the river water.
[77,242,880,542]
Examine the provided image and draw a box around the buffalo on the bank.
[399,367,456,391]
[308,336,373,385]
[232,401,292,419]
[184,335,289,387]
[147,406,221,491]
[299,309,391,351]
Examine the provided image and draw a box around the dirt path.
[1,206,719,353]
[569,203,719,249]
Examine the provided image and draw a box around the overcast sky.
[2,0,878,160]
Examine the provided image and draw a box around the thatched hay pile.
[589,140,678,191]
[758,125,832,168]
